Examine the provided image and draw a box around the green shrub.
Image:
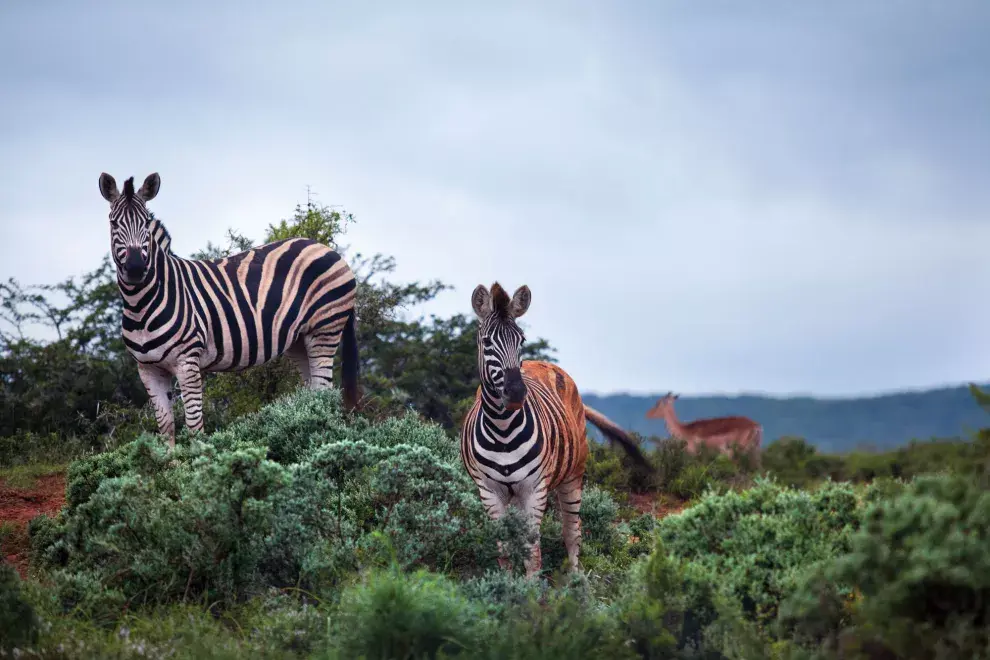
[763,435,990,492]
[29,389,512,624]
[238,590,331,655]
[583,442,631,494]
[64,441,134,512]
[461,569,547,618]
[763,436,842,488]
[478,578,636,660]
[326,568,481,659]
[0,431,102,468]
[614,541,688,657]
[23,383,986,657]
[0,562,39,651]
[209,387,358,462]
[782,474,990,659]
[657,478,860,632]
[586,432,755,503]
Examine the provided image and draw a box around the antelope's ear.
[471,285,492,319]
[137,173,160,201]
[99,173,119,203]
[510,285,531,319]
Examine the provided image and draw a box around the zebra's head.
[471,282,532,411]
[98,172,161,286]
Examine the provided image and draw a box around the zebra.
[98,172,360,448]
[460,282,652,577]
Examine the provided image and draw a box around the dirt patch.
[627,491,689,519]
[0,472,66,579]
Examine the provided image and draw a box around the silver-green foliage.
[29,389,507,621]
[781,474,990,658]
[0,562,39,650]
[656,477,862,624]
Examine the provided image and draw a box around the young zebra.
[460,282,652,577]
[98,172,359,448]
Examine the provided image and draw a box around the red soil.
[0,472,66,579]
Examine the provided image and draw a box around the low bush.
[781,474,990,659]
[0,562,39,651]
[585,433,749,502]
[14,386,990,658]
[327,568,482,659]
[763,434,990,491]
[28,389,513,623]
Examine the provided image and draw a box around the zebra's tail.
[584,405,654,471]
[341,311,360,411]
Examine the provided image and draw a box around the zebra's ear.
[471,285,492,319]
[510,285,531,319]
[137,173,160,202]
[99,173,119,203]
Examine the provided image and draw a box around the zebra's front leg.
[176,357,205,436]
[520,489,549,579]
[477,482,513,570]
[137,363,175,449]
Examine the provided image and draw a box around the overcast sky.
[1,1,988,397]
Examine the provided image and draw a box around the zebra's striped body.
[460,282,650,577]
[99,173,359,448]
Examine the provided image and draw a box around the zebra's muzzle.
[121,247,147,283]
[503,368,527,410]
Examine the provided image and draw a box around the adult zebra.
[460,282,652,577]
[98,172,359,448]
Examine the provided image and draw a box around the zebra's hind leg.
[301,328,343,391]
[285,339,311,387]
[556,477,584,572]
[137,363,175,450]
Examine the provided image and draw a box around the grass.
[0,462,65,489]
[0,520,19,547]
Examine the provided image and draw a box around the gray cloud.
[1,0,988,396]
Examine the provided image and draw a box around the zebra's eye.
[482,338,493,347]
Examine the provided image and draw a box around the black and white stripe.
[99,172,360,447]
[461,282,652,577]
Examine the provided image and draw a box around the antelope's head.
[646,392,679,419]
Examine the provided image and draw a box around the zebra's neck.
[117,220,182,325]
[478,379,525,433]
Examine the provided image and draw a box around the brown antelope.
[646,392,762,461]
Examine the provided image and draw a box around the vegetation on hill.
[2,387,989,658]
[583,387,989,453]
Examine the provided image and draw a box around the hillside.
[583,383,990,452]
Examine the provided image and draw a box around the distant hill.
[582,384,990,453]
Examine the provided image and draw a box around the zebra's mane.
[490,282,514,321]
[149,213,174,254]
